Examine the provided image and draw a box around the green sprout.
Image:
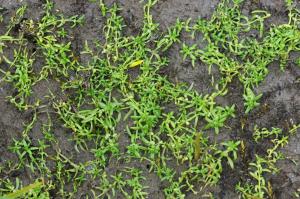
[180,43,199,67]
[243,88,262,114]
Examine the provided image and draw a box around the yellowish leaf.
[129,60,143,68]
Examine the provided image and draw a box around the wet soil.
[0,0,300,198]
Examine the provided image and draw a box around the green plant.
[236,155,271,199]
[253,126,282,142]
[1,48,36,110]
[180,43,199,67]
[124,168,148,199]
[216,140,240,169]
[6,5,27,34]
[0,180,45,199]
[237,124,299,198]
[243,88,262,114]
[204,105,235,134]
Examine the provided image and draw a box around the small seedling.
[243,88,262,114]
[180,43,199,67]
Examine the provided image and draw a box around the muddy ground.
[0,0,300,198]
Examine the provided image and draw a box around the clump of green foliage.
[236,124,300,198]
[0,0,299,198]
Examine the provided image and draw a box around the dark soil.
[0,0,300,198]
